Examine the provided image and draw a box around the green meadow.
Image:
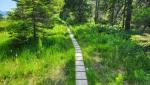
[0,23,75,85]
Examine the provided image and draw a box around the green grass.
[71,23,150,85]
[0,25,75,85]
[0,20,11,32]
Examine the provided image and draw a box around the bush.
[133,8,150,31]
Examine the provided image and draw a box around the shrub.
[133,8,150,31]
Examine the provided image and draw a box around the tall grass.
[72,23,150,85]
[0,25,75,85]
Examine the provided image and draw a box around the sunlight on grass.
[0,32,10,44]
[0,25,75,85]
[131,33,150,47]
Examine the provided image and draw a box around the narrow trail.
[67,27,88,85]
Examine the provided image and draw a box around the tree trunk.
[125,0,133,31]
[32,0,36,39]
[114,4,122,22]
[33,17,36,39]
[147,0,150,7]
[95,0,100,24]
[110,0,116,25]
[122,0,126,28]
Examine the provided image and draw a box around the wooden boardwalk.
[67,28,88,85]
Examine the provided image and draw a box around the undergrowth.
[72,23,150,85]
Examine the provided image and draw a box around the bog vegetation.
[0,0,149,85]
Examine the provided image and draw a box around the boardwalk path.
[67,27,88,85]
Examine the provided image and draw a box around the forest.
[0,0,150,85]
